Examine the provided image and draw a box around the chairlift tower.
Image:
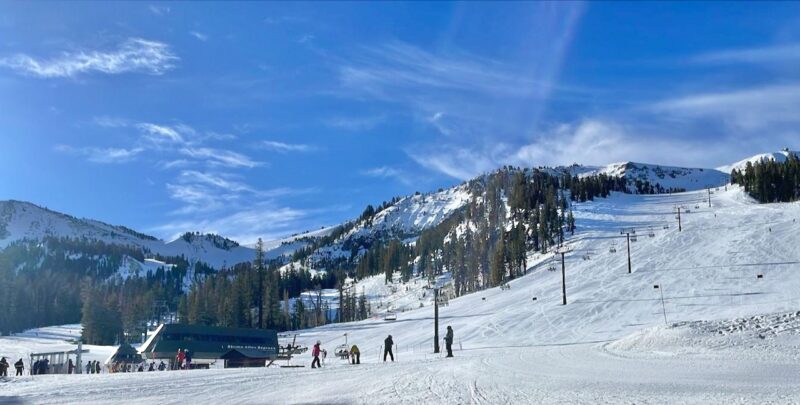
[555,247,572,305]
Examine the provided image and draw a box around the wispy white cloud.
[148,203,311,244]
[92,116,130,128]
[189,31,209,42]
[324,115,386,131]
[339,41,553,99]
[690,43,800,65]
[408,119,748,180]
[54,145,144,164]
[179,146,261,168]
[651,84,800,131]
[408,146,500,180]
[361,166,411,185]
[258,140,313,153]
[148,4,170,16]
[297,34,315,44]
[137,122,185,145]
[0,38,178,78]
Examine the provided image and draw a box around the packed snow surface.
[4,186,800,404]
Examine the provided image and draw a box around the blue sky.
[1,2,799,243]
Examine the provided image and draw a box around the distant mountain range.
[4,152,787,276]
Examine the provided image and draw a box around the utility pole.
[676,206,682,232]
[626,233,632,274]
[433,287,440,353]
[707,188,712,208]
[653,285,667,325]
[560,251,567,305]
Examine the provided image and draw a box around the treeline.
[731,154,800,203]
[177,240,370,333]
[0,237,202,342]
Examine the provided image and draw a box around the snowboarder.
[445,326,454,358]
[158,361,166,371]
[311,341,322,368]
[350,344,360,365]
[148,362,155,372]
[0,357,9,376]
[14,358,24,376]
[384,335,394,362]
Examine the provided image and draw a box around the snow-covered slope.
[6,186,800,404]
[717,149,799,173]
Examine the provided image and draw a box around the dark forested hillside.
[731,154,800,203]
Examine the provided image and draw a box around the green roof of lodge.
[139,324,278,360]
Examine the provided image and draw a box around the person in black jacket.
[445,326,454,358]
[0,357,9,376]
[383,335,394,362]
[14,358,24,376]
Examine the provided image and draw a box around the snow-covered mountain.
[0,157,737,278]
[0,200,266,269]
[574,161,729,191]
[717,149,799,173]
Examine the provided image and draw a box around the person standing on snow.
[383,335,394,362]
[350,344,360,365]
[184,350,192,370]
[0,357,9,376]
[175,349,185,370]
[14,358,24,376]
[311,341,322,368]
[445,326,454,358]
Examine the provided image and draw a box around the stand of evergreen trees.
[731,154,800,203]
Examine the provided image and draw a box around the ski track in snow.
[4,186,800,404]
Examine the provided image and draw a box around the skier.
[14,358,24,376]
[445,325,454,358]
[0,357,9,377]
[148,362,155,372]
[85,361,91,374]
[184,350,192,370]
[175,349,185,370]
[33,359,40,375]
[383,335,394,362]
[67,358,75,374]
[158,361,166,371]
[311,341,322,368]
[350,344,360,365]
[94,360,100,374]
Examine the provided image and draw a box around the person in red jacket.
[311,341,322,368]
[175,349,185,370]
